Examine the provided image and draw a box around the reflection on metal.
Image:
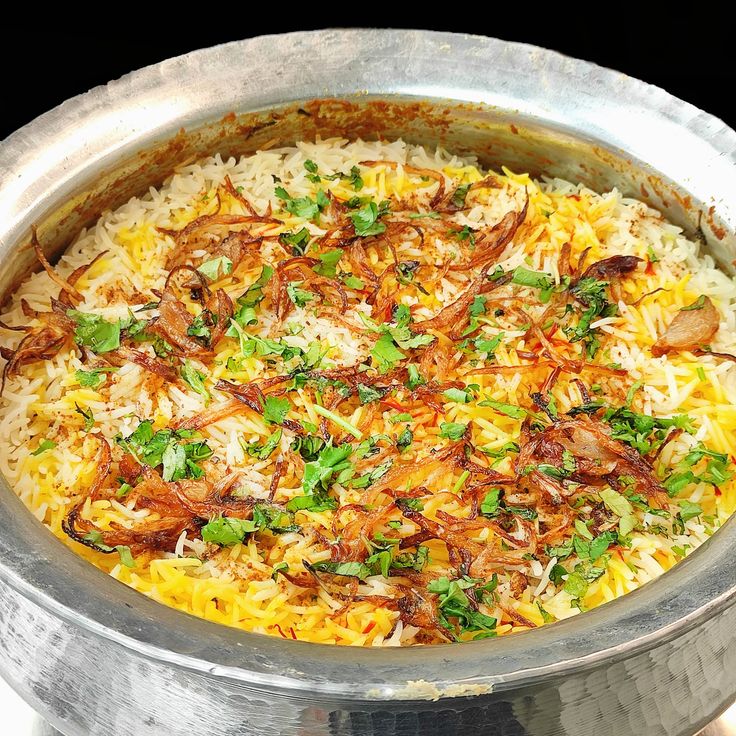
[701,704,736,735]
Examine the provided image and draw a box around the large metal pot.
[0,29,734,736]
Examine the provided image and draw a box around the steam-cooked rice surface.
[1,138,733,646]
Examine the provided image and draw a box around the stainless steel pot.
[0,29,734,736]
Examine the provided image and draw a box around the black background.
[2,20,734,140]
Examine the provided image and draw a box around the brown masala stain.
[707,205,727,240]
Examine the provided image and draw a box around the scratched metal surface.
[0,30,735,736]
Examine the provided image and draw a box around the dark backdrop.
[2,20,734,140]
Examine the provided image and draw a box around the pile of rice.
[0,138,733,646]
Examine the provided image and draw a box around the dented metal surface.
[0,29,735,736]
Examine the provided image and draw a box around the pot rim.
[0,29,735,701]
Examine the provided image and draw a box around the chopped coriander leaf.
[682,442,729,468]
[116,420,213,481]
[275,186,328,221]
[549,564,568,585]
[625,381,643,408]
[371,332,406,373]
[511,266,554,292]
[32,439,57,456]
[341,273,364,290]
[406,364,425,390]
[344,165,364,190]
[427,575,497,639]
[443,387,472,403]
[478,398,526,419]
[80,531,112,554]
[681,295,706,311]
[285,494,338,513]
[506,505,538,520]
[563,572,588,599]
[396,427,413,452]
[537,464,571,480]
[395,497,424,512]
[67,310,121,354]
[450,183,471,209]
[353,460,393,488]
[116,482,133,498]
[389,412,413,423]
[567,400,606,416]
[599,487,632,517]
[603,407,693,456]
[574,519,593,540]
[202,503,299,547]
[134,301,159,312]
[247,504,296,534]
[74,404,95,432]
[186,310,213,341]
[469,295,486,317]
[478,441,520,458]
[313,248,343,278]
[238,265,274,312]
[369,305,434,357]
[202,516,257,545]
[308,560,373,580]
[386,324,434,351]
[181,360,210,403]
[116,546,135,568]
[286,281,316,308]
[197,255,233,280]
[243,428,282,460]
[350,200,389,237]
[301,440,354,496]
[678,500,703,523]
[356,383,388,405]
[546,538,574,559]
[263,396,291,425]
[304,159,319,174]
[474,332,504,359]
[279,227,311,256]
[480,488,502,517]
[573,530,617,562]
[454,225,476,246]
[75,367,117,389]
[570,277,608,310]
[439,422,467,440]
[237,334,304,362]
[460,295,488,337]
[392,545,429,572]
[396,260,426,292]
[272,562,289,580]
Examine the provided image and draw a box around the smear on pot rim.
[1,138,733,646]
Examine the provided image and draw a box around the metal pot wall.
[0,29,734,736]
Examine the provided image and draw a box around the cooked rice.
[0,137,734,646]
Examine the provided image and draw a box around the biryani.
[0,138,734,646]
